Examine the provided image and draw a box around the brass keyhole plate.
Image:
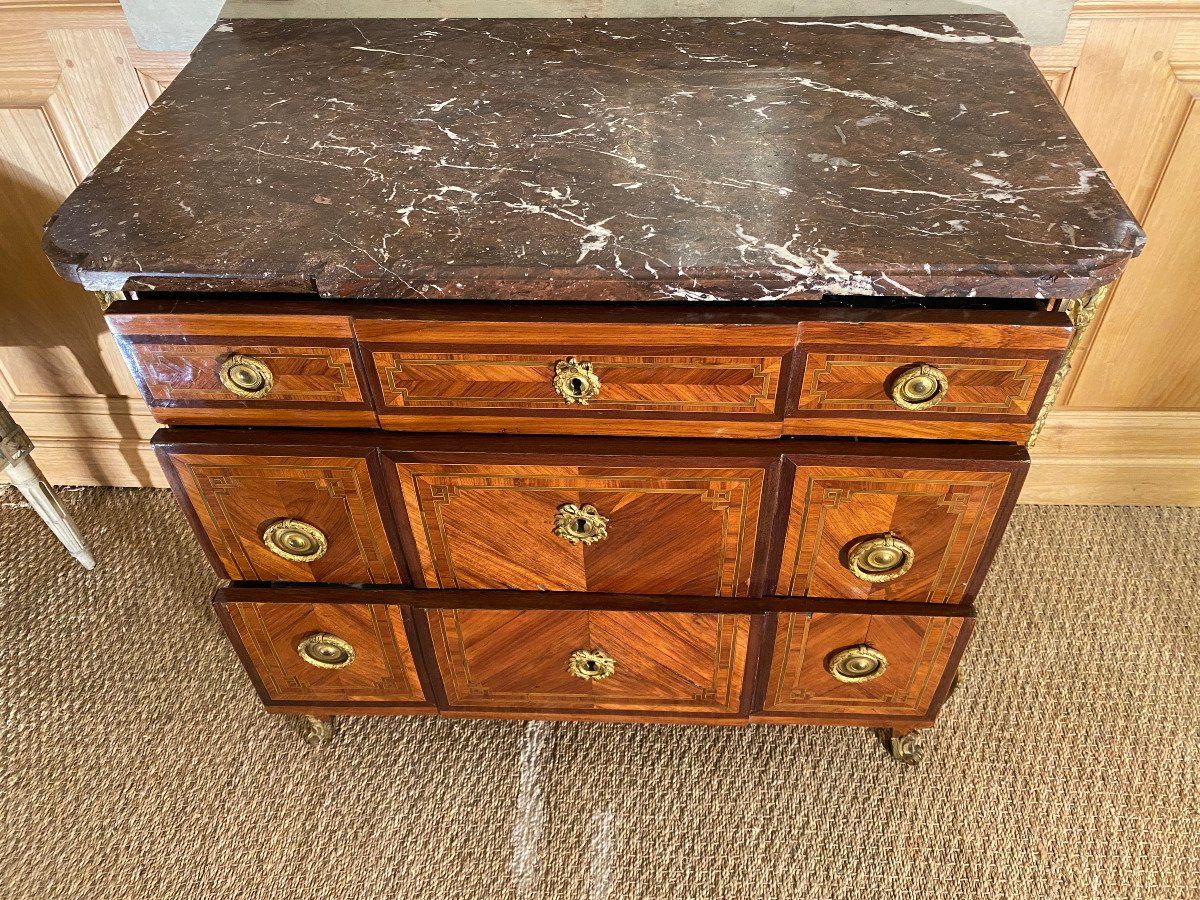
[553,357,601,404]
[553,503,609,545]
[568,648,616,681]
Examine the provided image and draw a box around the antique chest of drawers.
[44,16,1142,763]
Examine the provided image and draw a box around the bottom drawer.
[213,587,970,727]
[424,607,754,720]
[754,610,972,725]
[216,588,434,712]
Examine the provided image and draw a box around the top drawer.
[107,310,376,427]
[107,299,1070,442]
[355,307,799,438]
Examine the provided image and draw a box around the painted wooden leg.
[296,714,337,746]
[885,727,924,766]
[1,401,95,570]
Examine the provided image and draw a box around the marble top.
[44,16,1144,300]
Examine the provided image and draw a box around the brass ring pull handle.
[262,519,329,563]
[826,645,888,683]
[889,363,948,410]
[297,632,356,669]
[553,503,609,545]
[219,354,275,398]
[846,533,914,583]
[219,355,274,400]
[553,357,602,404]
[568,648,616,681]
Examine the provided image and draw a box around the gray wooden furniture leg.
[0,402,95,570]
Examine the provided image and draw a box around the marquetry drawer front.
[425,608,752,717]
[107,312,375,427]
[787,313,1072,442]
[756,611,969,723]
[356,315,798,437]
[775,450,1025,603]
[389,457,768,596]
[218,597,429,706]
[157,446,403,584]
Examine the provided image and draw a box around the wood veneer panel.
[108,312,376,427]
[388,460,769,596]
[156,444,404,584]
[787,313,1071,442]
[755,611,970,723]
[359,316,797,437]
[218,597,431,707]
[423,607,752,717]
[775,451,1027,603]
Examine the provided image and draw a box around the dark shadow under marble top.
[44,16,1144,301]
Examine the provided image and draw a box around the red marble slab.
[43,16,1143,300]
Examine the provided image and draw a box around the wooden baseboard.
[15,436,167,488]
[1025,409,1200,505]
[1,394,166,487]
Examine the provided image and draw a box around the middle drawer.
[156,430,1025,602]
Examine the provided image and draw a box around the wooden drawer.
[423,606,754,720]
[774,444,1026,603]
[386,438,774,596]
[754,607,972,724]
[155,435,404,584]
[215,586,432,710]
[786,308,1072,442]
[355,306,799,437]
[107,310,376,427]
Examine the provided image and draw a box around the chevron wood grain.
[107,309,376,426]
[786,312,1071,442]
[156,448,404,584]
[219,597,431,708]
[424,607,752,718]
[356,314,798,438]
[106,314,374,427]
[755,611,970,723]
[389,459,768,596]
[775,455,1025,603]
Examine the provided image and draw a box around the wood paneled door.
[423,607,755,721]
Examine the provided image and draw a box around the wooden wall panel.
[0,2,186,487]
[1026,5,1200,503]
[1066,64,1200,408]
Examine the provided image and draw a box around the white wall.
[119,0,1074,51]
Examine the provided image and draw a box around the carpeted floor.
[2,487,1197,899]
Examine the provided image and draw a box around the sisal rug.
[2,487,1197,899]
